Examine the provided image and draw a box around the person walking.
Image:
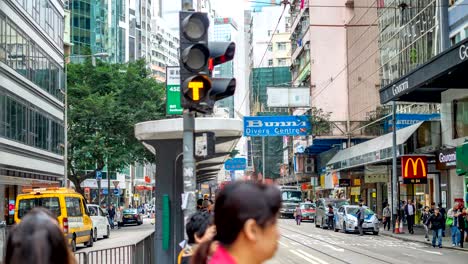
[108,204,116,229]
[191,181,281,264]
[327,204,335,230]
[400,201,407,224]
[427,208,444,248]
[4,208,76,264]
[438,203,447,237]
[356,203,365,236]
[457,207,466,248]
[294,204,302,225]
[404,199,416,234]
[447,203,461,247]
[116,206,123,229]
[178,211,216,264]
[422,206,431,242]
[383,204,391,231]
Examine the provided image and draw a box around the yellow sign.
[351,187,361,196]
[133,194,140,198]
[320,175,325,188]
[188,81,204,101]
[372,192,376,198]
[353,179,361,186]
[404,157,427,177]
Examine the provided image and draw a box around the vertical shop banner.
[166,66,183,115]
[401,156,428,184]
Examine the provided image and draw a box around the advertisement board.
[225,158,247,171]
[385,113,440,131]
[267,87,310,107]
[243,116,311,137]
[166,66,183,115]
[401,156,428,184]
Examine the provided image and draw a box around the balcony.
[290,0,309,34]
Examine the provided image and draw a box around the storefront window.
[453,97,468,139]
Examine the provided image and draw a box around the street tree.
[66,59,165,194]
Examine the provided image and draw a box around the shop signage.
[460,44,468,61]
[243,116,311,137]
[401,156,428,184]
[436,148,457,170]
[339,179,351,187]
[225,158,247,170]
[166,66,183,115]
[350,187,361,196]
[353,179,361,186]
[365,165,389,183]
[391,79,409,97]
[456,143,468,176]
[385,113,440,131]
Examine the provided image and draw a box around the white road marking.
[297,249,330,264]
[278,241,289,248]
[323,244,345,252]
[289,250,320,264]
[420,250,442,255]
[290,241,300,246]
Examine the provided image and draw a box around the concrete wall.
[346,0,381,121]
[308,0,350,121]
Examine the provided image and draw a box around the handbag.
[446,217,453,227]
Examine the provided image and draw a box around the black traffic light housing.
[179,11,236,114]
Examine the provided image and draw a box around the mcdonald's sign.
[401,156,428,184]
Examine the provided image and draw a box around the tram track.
[279,225,398,264]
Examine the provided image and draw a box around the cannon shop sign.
[243,116,311,137]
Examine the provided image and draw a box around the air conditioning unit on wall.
[304,156,314,173]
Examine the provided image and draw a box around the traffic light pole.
[182,110,197,226]
[391,100,398,233]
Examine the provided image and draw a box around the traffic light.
[179,12,237,114]
[179,11,212,113]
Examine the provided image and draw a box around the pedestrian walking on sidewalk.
[4,208,76,264]
[438,203,447,237]
[191,181,281,264]
[400,201,407,224]
[404,200,416,234]
[294,205,302,225]
[422,206,431,241]
[457,207,467,248]
[108,204,116,229]
[447,203,461,247]
[383,204,391,231]
[357,203,365,236]
[428,208,444,248]
[178,211,215,264]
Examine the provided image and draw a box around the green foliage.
[308,107,332,136]
[67,59,165,194]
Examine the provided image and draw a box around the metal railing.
[75,232,154,264]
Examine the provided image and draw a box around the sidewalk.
[380,225,468,251]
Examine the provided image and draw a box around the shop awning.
[327,122,423,171]
[380,38,468,104]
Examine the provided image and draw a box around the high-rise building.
[129,0,153,61]
[212,17,239,118]
[150,17,179,82]
[0,0,65,225]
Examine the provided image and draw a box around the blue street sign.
[385,113,440,131]
[102,189,108,195]
[96,170,102,180]
[225,158,247,171]
[243,116,311,137]
[114,189,119,195]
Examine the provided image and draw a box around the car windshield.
[123,209,137,214]
[18,197,61,219]
[301,203,315,209]
[330,200,349,208]
[281,191,302,202]
[346,207,374,216]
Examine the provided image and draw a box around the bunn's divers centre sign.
[243,116,311,137]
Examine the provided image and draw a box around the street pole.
[97,178,101,205]
[391,101,398,232]
[182,110,196,223]
[63,61,68,187]
[107,158,111,207]
[262,137,265,183]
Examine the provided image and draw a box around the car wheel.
[86,230,94,247]
[104,226,110,239]
[315,217,320,228]
[71,237,77,252]
[373,231,379,235]
[93,228,98,242]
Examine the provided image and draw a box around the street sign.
[103,189,108,195]
[195,132,215,158]
[112,180,119,188]
[166,66,183,115]
[225,158,247,171]
[339,179,351,187]
[114,189,119,195]
[96,170,102,180]
[243,116,311,137]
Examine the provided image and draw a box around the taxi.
[14,187,94,251]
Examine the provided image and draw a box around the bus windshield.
[281,191,302,202]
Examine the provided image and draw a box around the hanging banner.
[365,165,389,183]
[243,116,311,137]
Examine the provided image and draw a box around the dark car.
[315,198,349,229]
[122,208,143,226]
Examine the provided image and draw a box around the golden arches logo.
[404,158,426,178]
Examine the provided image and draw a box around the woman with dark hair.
[4,207,76,264]
[192,181,282,264]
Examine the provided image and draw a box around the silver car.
[334,205,379,235]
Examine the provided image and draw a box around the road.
[268,219,468,264]
[76,218,154,253]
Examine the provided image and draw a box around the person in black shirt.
[428,208,445,248]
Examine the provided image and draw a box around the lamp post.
[62,52,109,189]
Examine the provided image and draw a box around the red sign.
[401,156,427,184]
[84,187,90,193]
[144,176,151,183]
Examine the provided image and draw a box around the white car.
[334,205,379,235]
[87,204,111,241]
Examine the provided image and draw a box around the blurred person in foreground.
[4,207,76,264]
[192,181,282,264]
[178,211,216,264]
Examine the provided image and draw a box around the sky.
[211,0,250,22]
